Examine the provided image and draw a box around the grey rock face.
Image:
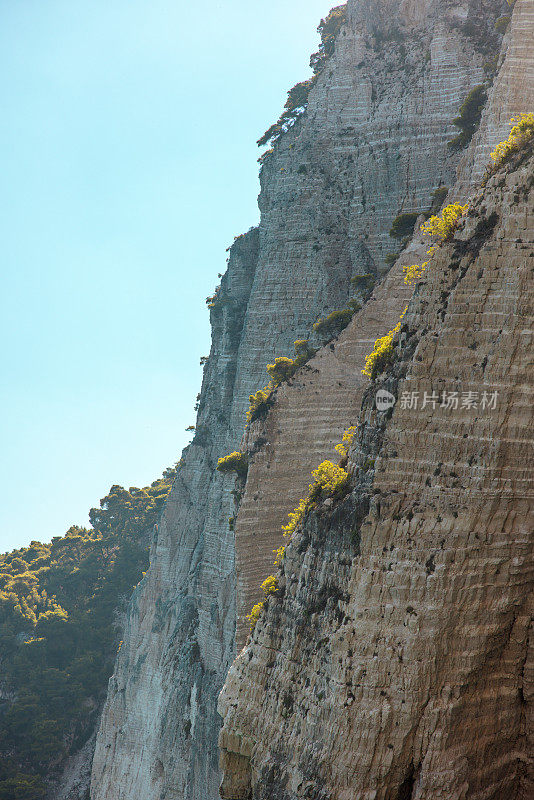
[91,1,507,797]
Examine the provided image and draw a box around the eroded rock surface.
[219,145,534,800]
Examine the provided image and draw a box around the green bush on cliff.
[310,5,348,74]
[313,308,353,338]
[389,212,418,240]
[448,85,487,151]
[0,467,177,796]
[258,6,347,148]
[257,77,317,147]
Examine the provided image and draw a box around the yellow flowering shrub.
[335,426,358,460]
[403,261,428,285]
[273,545,285,566]
[309,460,350,500]
[261,575,278,596]
[281,460,351,538]
[216,451,249,479]
[266,356,296,386]
[282,497,308,537]
[247,387,273,423]
[420,202,469,241]
[247,602,264,632]
[490,113,534,168]
[362,319,402,379]
[402,204,467,288]
[247,342,316,425]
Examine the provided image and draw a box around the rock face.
[219,142,534,800]
[234,257,415,650]
[91,0,512,797]
[234,0,534,657]
[455,0,534,194]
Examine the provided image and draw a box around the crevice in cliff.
[396,762,416,800]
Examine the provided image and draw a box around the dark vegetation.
[0,467,177,799]
[389,213,418,240]
[448,85,487,151]
[313,275,375,342]
[258,5,347,148]
[494,15,511,34]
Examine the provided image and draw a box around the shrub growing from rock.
[247,602,263,632]
[261,575,278,596]
[266,357,297,386]
[448,85,487,151]
[389,212,418,240]
[309,461,350,501]
[216,451,249,479]
[314,308,353,338]
[420,202,469,241]
[335,426,357,461]
[362,313,405,380]
[489,113,534,170]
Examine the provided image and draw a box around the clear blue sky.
[0,0,332,552]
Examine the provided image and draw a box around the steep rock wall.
[91,1,508,797]
[234,254,415,649]
[233,0,534,674]
[219,144,534,799]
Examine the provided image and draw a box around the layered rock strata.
[219,144,534,799]
[91,0,510,797]
[234,257,415,649]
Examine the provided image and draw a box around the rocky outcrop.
[91,1,511,797]
[218,141,534,798]
[54,731,97,800]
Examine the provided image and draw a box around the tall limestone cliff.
[219,134,534,800]
[91,0,513,797]
[232,0,534,654]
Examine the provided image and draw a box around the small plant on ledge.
[335,426,357,465]
[247,340,317,424]
[247,602,264,632]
